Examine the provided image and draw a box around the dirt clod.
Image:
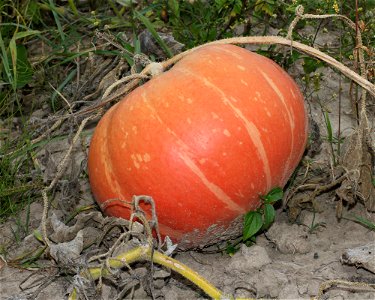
[226,244,272,272]
[267,223,311,254]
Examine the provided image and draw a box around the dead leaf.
[49,230,84,265]
[342,242,375,273]
[337,120,375,211]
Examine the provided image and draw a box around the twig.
[315,279,375,300]
[41,114,98,247]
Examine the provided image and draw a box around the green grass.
[0,133,42,223]
[346,214,375,231]
[0,165,34,226]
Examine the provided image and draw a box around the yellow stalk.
[74,245,227,299]
[151,249,223,299]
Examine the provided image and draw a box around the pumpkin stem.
[148,62,164,76]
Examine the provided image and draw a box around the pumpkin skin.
[88,44,308,248]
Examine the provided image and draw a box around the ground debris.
[341,242,375,273]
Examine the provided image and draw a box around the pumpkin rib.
[141,89,246,214]
[214,45,247,60]
[176,67,272,191]
[90,105,124,204]
[106,104,134,202]
[258,69,296,183]
[177,151,246,214]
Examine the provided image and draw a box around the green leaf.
[263,187,283,204]
[351,215,375,231]
[232,0,243,14]
[33,229,44,242]
[12,30,41,40]
[0,29,39,90]
[243,211,263,241]
[324,111,333,142]
[263,203,275,230]
[254,0,276,16]
[2,44,33,89]
[302,57,324,74]
[214,0,226,10]
[168,0,180,18]
[0,31,13,88]
[225,242,240,256]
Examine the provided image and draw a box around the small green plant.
[0,147,41,223]
[151,0,246,48]
[302,209,327,233]
[319,107,345,166]
[226,187,283,255]
[346,214,375,231]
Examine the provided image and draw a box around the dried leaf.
[49,230,84,265]
[342,242,375,273]
[337,121,375,211]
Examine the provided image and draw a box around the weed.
[0,138,42,223]
[345,214,375,231]
[143,0,246,48]
[302,209,327,233]
[135,10,173,57]
[226,187,283,255]
[317,101,345,167]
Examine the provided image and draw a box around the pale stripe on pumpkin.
[259,70,296,183]
[141,92,245,214]
[101,109,126,202]
[178,69,272,191]
[214,45,246,60]
[178,151,245,214]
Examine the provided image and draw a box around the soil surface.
[1,194,374,299]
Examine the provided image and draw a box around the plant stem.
[79,245,227,300]
[67,0,79,17]
[158,36,375,97]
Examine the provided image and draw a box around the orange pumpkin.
[88,44,308,248]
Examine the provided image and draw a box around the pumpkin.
[88,44,308,249]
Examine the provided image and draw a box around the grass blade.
[48,0,66,42]
[350,215,375,231]
[51,68,77,111]
[0,31,13,89]
[134,11,173,58]
[9,38,18,90]
[13,30,41,40]
[324,111,333,142]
